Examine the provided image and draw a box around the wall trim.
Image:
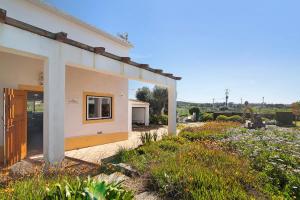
[65,132,128,151]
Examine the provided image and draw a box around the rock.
[94,173,110,182]
[9,160,36,177]
[112,163,139,177]
[135,192,160,200]
[108,172,129,183]
[94,172,129,184]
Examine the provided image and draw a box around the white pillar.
[145,105,150,126]
[168,81,177,135]
[43,53,65,164]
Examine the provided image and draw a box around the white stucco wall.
[0,52,44,146]
[65,66,128,138]
[0,0,131,57]
[0,52,129,146]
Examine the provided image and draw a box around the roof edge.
[26,0,133,48]
[0,8,181,81]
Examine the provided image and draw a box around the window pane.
[101,98,111,118]
[88,97,101,119]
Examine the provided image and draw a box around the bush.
[189,107,200,121]
[159,115,168,125]
[216,115,242,122]
[150,115,168,125]
[228,115,243,122]
[216,115,229,121]
[150,115,159,124]
[201,112,214,121]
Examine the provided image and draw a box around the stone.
[94,172,129,184]
[135,192,160,200]
[9,160,36,177]
[112,163,140,177]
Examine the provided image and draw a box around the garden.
[115,122,299,199]
[0,122,299,199]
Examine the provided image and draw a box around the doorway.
[26,91,43,156]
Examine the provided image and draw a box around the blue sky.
[45,0,300,104]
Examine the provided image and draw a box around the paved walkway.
[65,126,168,164]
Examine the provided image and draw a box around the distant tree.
[189,107,200,121]
[136,87,152,102]
[136,86,168,116]
[291,102,300,121]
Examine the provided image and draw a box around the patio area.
[65,126,168,164]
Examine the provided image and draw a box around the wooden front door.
[4,88,27,166]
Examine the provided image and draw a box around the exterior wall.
[0,52,129,161]
[0,0,131,57]
[65,66,128,140]
[0,21,178,163]
[0,52,44,147]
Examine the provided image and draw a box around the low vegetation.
[0,175,133,200]
[115,122,300,199]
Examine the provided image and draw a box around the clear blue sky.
[45,0,300,104]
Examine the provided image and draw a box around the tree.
[152,86,168,115]
[135,86,168,116]
[136,87,152,102]
[189,107,200,121]
[291,102,300,121]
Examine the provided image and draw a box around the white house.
[0,0,181,166]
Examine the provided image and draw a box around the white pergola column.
[43,52,65,164]
[145,105,150,126]
[168,81,177,135]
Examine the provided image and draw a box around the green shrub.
[159,115,168,125]
[189,107,200,121]
[228,115,243,122]
[150,115,168,125]
[150,115,159,124]
[216,115,229,121]
[201,112,214,121]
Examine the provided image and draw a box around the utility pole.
[225,89,229,107]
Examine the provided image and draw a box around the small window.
[86,95,112,120]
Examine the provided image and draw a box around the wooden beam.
[0,8,6,23]
[121,57,131,63]
[55,32,68,42]
[94,47,105,54]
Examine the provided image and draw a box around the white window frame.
[86,95,112,120]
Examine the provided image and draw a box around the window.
[86,95,112,120]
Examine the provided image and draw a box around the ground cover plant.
[179,121,241,141]
[223,127,300,199]
[115,136,271,199]
[115,122,299,199]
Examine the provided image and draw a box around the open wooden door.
[4,89,27,166]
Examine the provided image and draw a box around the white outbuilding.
[128,100,150,131]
